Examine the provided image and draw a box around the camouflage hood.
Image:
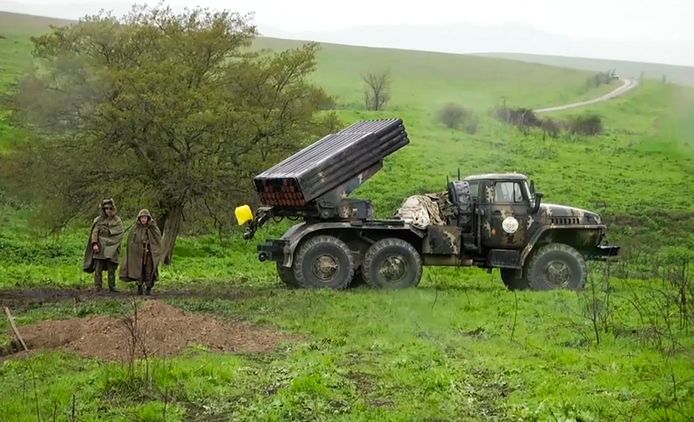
[99,198,117,217]
[136,208,152,221]
[539,203,602,225]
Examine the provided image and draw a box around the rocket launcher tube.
[253,119,409,207]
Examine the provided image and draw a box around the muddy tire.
[500,268,529,291]
[293,235,354,290]
[277,263,299,288]
[362,238,422,289]
[526,243,587,290]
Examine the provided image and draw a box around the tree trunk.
[158,210,169,236]
[161,205,183,265]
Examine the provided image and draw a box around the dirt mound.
[13,300,289,360]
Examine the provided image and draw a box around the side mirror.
[530,192,544,214]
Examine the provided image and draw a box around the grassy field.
[1,11,693,422]
[1,278,692,421]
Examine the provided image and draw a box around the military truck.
[236,119,618,290]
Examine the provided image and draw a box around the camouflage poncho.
[83,199,124,273]
[119,209,163,282]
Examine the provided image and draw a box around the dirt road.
[534,78,638,113]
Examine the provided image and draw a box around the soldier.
[83,198,124,292]
[120,209,162,295]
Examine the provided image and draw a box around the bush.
[492,106,604,138]
[491,106,541,133]
[463,118,478,134]
[567,114,603,136]
[540,118,561,138]
[437,103,478,134]
[586,69,616,88]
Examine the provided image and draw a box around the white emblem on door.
[502,216,519,234]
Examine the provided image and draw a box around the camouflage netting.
[395,192,455,229]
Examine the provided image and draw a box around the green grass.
[1,278,692,421]
[1,10,694,422]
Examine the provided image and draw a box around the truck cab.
[437,173,617,289]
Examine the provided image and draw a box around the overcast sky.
[2,0,693,65]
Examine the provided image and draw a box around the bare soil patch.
[0,286,258,309]
[7,300,290,360]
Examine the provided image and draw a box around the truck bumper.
[586,244,620,260]
[257,240,288,263]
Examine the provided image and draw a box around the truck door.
[480,180,531,249]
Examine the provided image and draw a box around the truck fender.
[519,225,605,266]
[279,222,424,267]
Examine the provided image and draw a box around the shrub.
[567,114,603,136]
[492,106,604,138]
[491,106,541,133]
[540,118,561,138]
[437,103,478,133]
[463,117,478,134]
[586,70,616,88]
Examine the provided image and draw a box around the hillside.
[254,37,620,111]
[478,52,694,87]
[0,12,72,88]
[0,11,619,109]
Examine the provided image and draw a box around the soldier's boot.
[107,269,117,292]
[94,271,103,292]
[137,283,144,295]
[145,285,152,296]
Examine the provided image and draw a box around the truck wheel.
[293,235,354,289]
[500,268,529,290]
[526,243,587,290]
[276,263,299,288]
[362,238,422,289]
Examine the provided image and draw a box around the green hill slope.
[0,11,618,108]
[0,12,72,89]
[254,37,619,111]
[478,52,694,87]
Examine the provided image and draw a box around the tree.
[362,70,390,111]
[2,5,336,264]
